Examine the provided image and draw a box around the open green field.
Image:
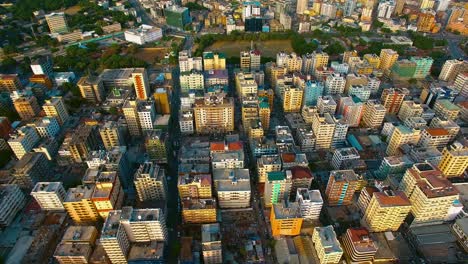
[206,39,293,58]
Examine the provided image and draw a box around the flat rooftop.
[32,182,63,193]
[128,241,164,261]
[314,226,343,254]
[121,206,163,222]
[297,188,323,203]
[61,226,97,243]
[273,201,301,219]
[65,185,95,202]
[374,189,411,207]
[330,170,359,182]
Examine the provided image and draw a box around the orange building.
[132,68,150,100]
[270,201,303,236]
[0,74,22,92]
[417,10,437,33]
[325,170,360,206]
[29,74,53,89]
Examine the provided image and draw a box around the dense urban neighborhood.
[0,0,468,263]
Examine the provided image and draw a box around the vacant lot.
[132,48,169,63]
[64,5,82,15]
[207,39,293,58]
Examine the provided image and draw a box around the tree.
[324,42,346,56]
[62,82,82,97]
[408,78,417,85]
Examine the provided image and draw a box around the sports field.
[206,39,293,57]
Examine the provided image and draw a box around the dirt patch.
[207,39,293,58]
[132,48,169,63]
[64,5,82,15]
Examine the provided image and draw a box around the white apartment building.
[134,162,167,202]
[124,24,163,45]
[325,73,345,95]
[120,207,168,242]
[213,169,251,208]
[31,182,66,211]
[8,126,40,160]
[296,188,323,221]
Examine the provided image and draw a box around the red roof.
[228,141,243,151]
[425,128,449,137]
[210,142,225,151]
[281,153,296,163]
[291,166,313,179]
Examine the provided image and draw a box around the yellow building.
[266,63,287,87]
[447,6,468,35]
[54,226,98,264]
[418,128,451,150]
[361,100,386,128]
[178,174,212,199]
[63,185,100,224]
[399,163,459,226]
[0,74,22,92]
[203,51,226,70]
[398,101,424,122]
[270,201,303,236]
[248,119,264,139]
[257,155,282,183]
[13,96,42,121]
[379,49,399,70]
[241,99,259,129]
[343,50,358,64]
[363,189,411,232]
[153,88,171,114]
[312,113,335,150]
[68,124,100,163]
[325,170,359,206]
[386,125,421,155]
[363,54,381,69]
[417,10,437,33]
[312,225,343,264]
[355,62,374,75]
[439,142,468,178]
[99,121,123,150]
[43,97,70,125]
[259,101,271,130]
[182,198,217,224]
[83,170,124,219]
[123,100,142,136]
[342,228,377,263]
[283,86,304,113]
[434,99,461,120]
[193,93,234,134]
[77,75,105,103]
[144,130,167,163]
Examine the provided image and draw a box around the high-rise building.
[236,72,258,97]
[317,96,337,114]
[337,96,364,127]
[320,2,337,18]
[180,70,204,92]
[64,185,100,224]
[283,86,304,113]
[312,113,335,150]
[417,9,437,33]
[165,5,191,30]
[31,182,66,211]
[296,188,323,221]
[242,1,261,21]
[43,97,69,125]
[193,92,234,134]
[134,162,167,202]
[10,152,49,190]
[13,96,42,121]
[123,100,142,136]
[29,116,60,139]
[381,88,409,114]
[362,100,385,128]
[145,130,167,163]
[342,228,378,263]
[418,128,451,150]
[325,170,359,206]
[203,51,226,70]
[0,74,22,92]
[398,101,424,122]
[411,57,434,79]
[213,168,251,208]
[182,198,217,224]
[257,154,282,183]
[45,12,69,33]
[312,226,343,264]
[363,54,381,69]
[99,121,124,150]
[439,142,468,178]
[363,188,411,232]
[153,87,171,114]
[201,223,223,264]
[68,124,102,163]
[434,99,460,120]
[178,173,212,199]
[386,125,421,155]
[179,50,203,72]
[120,206,168,242]
[377,0,395,18]
[276,52,303,72]
[344,0,356,16]
[394,0,405,14]
[77,75,105,103]
[54,226,98,264]
[132,68,151,100]
[240,50,261,71]
[0,184,26,227]
[379,49,399,70]
[83,169,124,219]
[271,201,303,236]
[290,166,313,199]
[8,126,40,160]
[439,59,467,82]
[447,6,468,35]
[101,210,131,263]
[325,73,345,95]
[399,163,459,226]
[303,80,324,106]
[264,170,293,207]
[296,0,308,14]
